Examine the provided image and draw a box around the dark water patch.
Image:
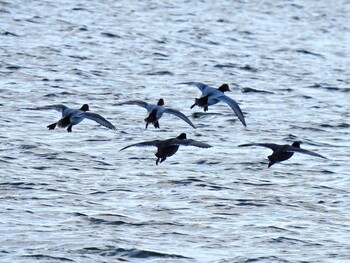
[0,158,12,164]
[1,31,19,36]
[86,138,112,142]
[153,52,168,57]
[306,83,341,91]
[206,40,220,45]
[0,182,39,188]
[270,236,322,246]
[241,87,274,94]
[143,70,174,76]
[119,248,190,259]
[195,159,221,165]
[93,160,112,166]
[241,256,291,263]
[77,213,142,226]
[89,191,107,195]
[319,123,349,129]
[101,32,122,38]
[168,177,204,186]
[263,225,295,233]
[235,199,268,207]
[241,181,275,187]
[239,65,259,72]
[82,246,191,259]
[6,65,21,70]
[22,254,73,262]
[191,112,223,118]
[68,55,90,60]
[214,63,237,69]
[296,49,324,57]
[71,7,87,11]
[339,88,350,93]
[289,125,326,132]
[44,91,77,97]
[32,166,51,170]
[196,183,234,191]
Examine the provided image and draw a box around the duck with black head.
[120,133,212,165]
[238,141,327,167]
[34,104,116,132]
[117,98,196,129]
[179,82,246,127]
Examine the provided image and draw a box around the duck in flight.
[238,141,327,167]
[179,82,246,127]
[117,98,196,129]
[35,104,116,132]
[120,133,212,165]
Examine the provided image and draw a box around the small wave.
[235,199,268,207]
[191,112,223,118]
[1,31,19,36]
[82,246,192,260]
[241,87,274,94]
[319,123,349,129]
[143,70,174,76]
[270,236,322,246]
[6,65,21,70]
[75,213,144,227]
[101,32,122,38]
[22,254,73,262]
[295,49,324,57]
[236,255,290,262]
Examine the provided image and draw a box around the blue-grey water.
[1,0,350,262]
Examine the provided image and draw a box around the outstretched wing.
[119,140,161,151]
[286,146,327,159]
[33,104,67,113]
[164,108,196,128]
[218,95,246,127]
[171,139,212,148]
[238,143,280,152]
[117,100,155,112]
[177,82,211,93]
[84,112,116,130]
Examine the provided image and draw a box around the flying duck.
[117,98,196,129]
[180,82,246,127]
[238,141,327,167]
[120,133,212,165]
[35,104,116,132]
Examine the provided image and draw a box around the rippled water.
[1,0,350,262]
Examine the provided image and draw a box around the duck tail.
[47,122,57,130]
[267,155,276,168]
[154,121,160,129]
[190,98,199,109]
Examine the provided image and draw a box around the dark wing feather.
[219,95,246,127]
[119,140,161,151]
[164,108,196,128]
[177,82,209,92]
[286,146,327,159]
[238,143,281,152]
[170,139,212,148]
[33,104,67,113]
[84,112,116,130]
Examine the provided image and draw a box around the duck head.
[177,133,187,140]
[80,104,90,111]
[291,141,301,148]
[157,98,165,106]
[218,84,230,92]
